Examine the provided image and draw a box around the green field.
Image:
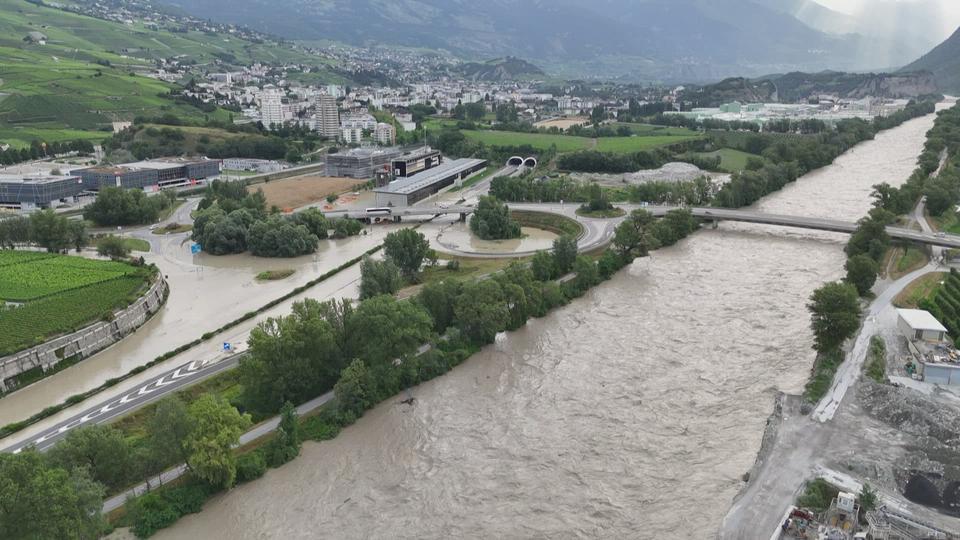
[691,148,762,173]
[0,252,151,355]
[594,135,701,153]
[615,123,701,137]
[462,130,591,152]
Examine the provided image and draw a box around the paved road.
[4,351,246,453]
[101,390,335,513]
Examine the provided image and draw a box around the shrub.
[128,492,179,538]
[236,451,267,483]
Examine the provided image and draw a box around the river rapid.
[155,112,937,539]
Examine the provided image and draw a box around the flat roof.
[0,175,82,185]
[897,309,948,332]
[330,147,401,159]
[375,158,486,195]
[76,158,215,174]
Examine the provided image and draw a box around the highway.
[4,350,246,453]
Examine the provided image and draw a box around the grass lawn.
[691,148,761,173]
[884,245,928,279]
[594,134,701,153]
[512,210,584,237]
[256,269,295,281]
[614,123,701,137]
[893,271,947,308]
[123,238,151,253]
[462,130,591,152]
[452,166,498,191]
[928,210,960,235]
[575,207,626,218]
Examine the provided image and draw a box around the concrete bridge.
[325,204,960,250]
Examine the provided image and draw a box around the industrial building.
[391,146,442,179]
[326,147,401,179]
[0,175,86,211]
[374,158,487,207]
[71,158,220,192]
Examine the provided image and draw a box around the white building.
[341,113,377,130]
[897,309,948,343]
[374,123,396,145]
[341,127,363,144]
[260,89,284,129]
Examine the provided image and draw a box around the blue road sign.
[191,243,201,254]
[223,342,231,352]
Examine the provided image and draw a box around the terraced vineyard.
[0,252,152,355]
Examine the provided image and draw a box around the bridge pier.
[711,219,719,230]
[459,213,467,222]
[394,216,402,223]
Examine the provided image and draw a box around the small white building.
[897,309,948,343]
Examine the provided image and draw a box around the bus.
[365,207,392,216]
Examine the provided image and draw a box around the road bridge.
[326,204,960,250]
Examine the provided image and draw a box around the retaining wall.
[0,275,168,392]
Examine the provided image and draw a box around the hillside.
[156,0,909,82]
[0,0,334,148]
[456,57,545,81]
[901,27,960,94]
[685,71,938,106]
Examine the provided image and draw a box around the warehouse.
[391,146,442,179]
[374,158,487,207]
[71,158,220,191]
[0,175,86,211]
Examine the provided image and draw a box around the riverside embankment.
[149,112,939,538]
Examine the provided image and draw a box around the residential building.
[316,94,341,138]
[897,309,948,343]
[260,89,284,129]
[375,123,396,145]
[341,127,363,144]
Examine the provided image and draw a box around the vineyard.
[0,253,137,301]
[919,268,960,345]
[0,251,153,355]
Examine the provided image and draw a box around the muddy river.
[152,112,937,539]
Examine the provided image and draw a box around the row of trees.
[0,393,254,539]
[0,210,88,253]
[83,188,178,227]
[0,139,95,166]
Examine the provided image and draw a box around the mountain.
[155,0,916,82]
[901,27,960,94]
[684,71,938,107]
[456,57,544,81]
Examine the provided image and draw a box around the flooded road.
[0,225,399,427]
[154,112,936,539]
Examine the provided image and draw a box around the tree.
[266,402,300,466]
[469,196,521,240]
[46,425,133,491]
[331,218,363,239]
[291,208,330,239]
[570,255,600,294]
[859,483,878,512]
[383,228,430,280]
[241,299,344,414]
[416,279,462,333]
[808,282,861,353]
[359,256,403,300]
[0,451,105,540]
[551,236,578,276]
[845,254,879,296]
[29,209,70,252]
[454,280,508,344]
[846,215,890,262]
[345,295,433,367]
[246,217,319,258]
[183,395,251,489]
[96,235,130,259]
[531,250,555,281]
[147,397,194,469]
[334,359,373,418]
[66,220,88,253]
[613,209,660,258]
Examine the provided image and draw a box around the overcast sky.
[814,0,960,40]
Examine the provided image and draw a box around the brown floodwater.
[147,111,938,539]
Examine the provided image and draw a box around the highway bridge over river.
[326,204,960,250]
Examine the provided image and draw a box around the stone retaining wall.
[0,275,168,392]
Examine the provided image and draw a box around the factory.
[0,175,86,211]
[374,158,487,207]
[325,147,402,179]
[71,158,220,192]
